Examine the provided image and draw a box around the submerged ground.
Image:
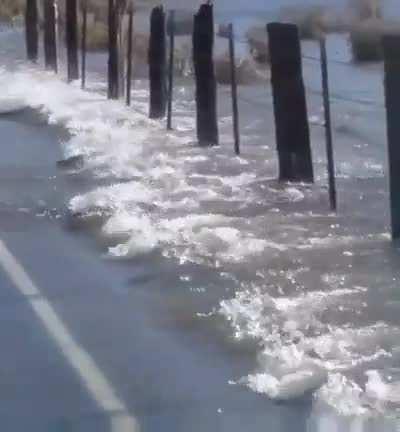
[0,1,400,430]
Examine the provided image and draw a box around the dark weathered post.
[267,23,313,182]
[44,0,58,72]
[66,0,79,81]
[148,6,167,119]
[383,35,400,239]
[126,4,134,106]
[81,0,87,89]
[108,0,119,99]
[25,0,39,62]
[319,37,337,211]
[228,23,240,155]
[193,3,218,146]
[167,10,175,129]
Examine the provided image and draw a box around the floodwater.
[1,0,400,430]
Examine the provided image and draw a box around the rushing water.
[1,1,400,428]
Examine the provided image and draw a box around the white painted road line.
[0,239,139,432]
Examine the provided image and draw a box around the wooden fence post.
[383,35,400,239]
[193,3,218,146]
[66,0,79,81]
[44,0,58,72]
[108,0,119,99]
[149,6,167,119]
[228,23,240,155]
[126,5,134,106]
[319,37,337,211]
[25,0,39,62]
[167,10,175,130]
[81,0,87,89]
[267,23,313,182]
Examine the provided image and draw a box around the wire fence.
[209,27,386,118]
[23,1,400,234]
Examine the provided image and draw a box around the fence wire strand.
[226,55,386,115]
[215,28,386,113]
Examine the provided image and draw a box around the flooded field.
[1,1,400,429]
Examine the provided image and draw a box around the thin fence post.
[167,10,175,130]
[126,5,134,106]
[228,23,240,155]
[66,0,79,81]
[267,23,313,182]
[117,9,127,98]
[25,0,39,62]
[319,37,337,211]
[149,6,167,119]
[108,0,119,99]
[193,3,218,146]
[44,0,58,72]
[383,35,400,240]
[81,0,87,89]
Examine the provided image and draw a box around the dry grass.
[349,0,383,21]
[85,0,109,22]
[0,0,24,21]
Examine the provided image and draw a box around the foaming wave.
[1,56,397,420]
[220,280,400,416]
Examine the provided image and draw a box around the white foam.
[220,279,400,416]
[366,370,400,405]
[317,373,368,416]
[0,51,396,420]
[247,368,327,400]
[0,95,27,113]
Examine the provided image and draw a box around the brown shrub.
[214,53,266,86]
[86,20,109,51]
[0,0,25,21]
[279,6,351,39]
